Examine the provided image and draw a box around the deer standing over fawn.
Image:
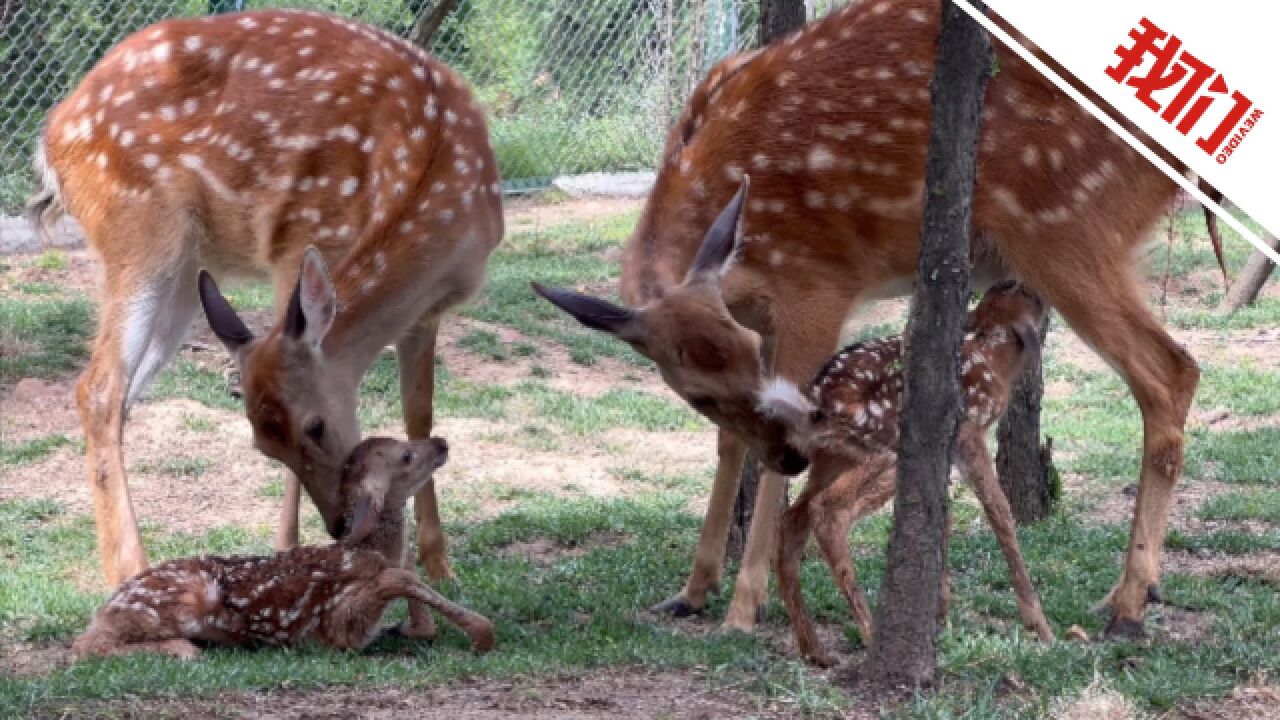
[760,280,1054,667]
[535,0,1199,638]
[28,8,502,642]
[73,436,496,660]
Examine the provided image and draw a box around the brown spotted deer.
[73,436,496,660]
[533,0,1199,638]
[27,8,502,639]
[759,281,1054,667]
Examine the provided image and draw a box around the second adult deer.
[534,0,1198,638]
[28,8,502,637]
[762,281,1054,667]
[73,436,496,659]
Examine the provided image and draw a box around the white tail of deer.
[32,9,503,641]
[535,0,1198,638]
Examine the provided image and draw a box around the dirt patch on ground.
[1049,678,1140,720]
[1164,550,1280,588]
[0,637,70,679]
[1179,678,1280,720]
[1071,477,1270,539]
[53,668,826,720]
[504,195,642,238]
[495,532,629,567]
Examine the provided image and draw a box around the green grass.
[0,296,94,384]
[1197,490,1280,522]
[0,434,76,468]
[457,329,511,362]
[133,456,213,478]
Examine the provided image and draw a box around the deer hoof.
[1103,614,1146,640]
[807,650,838,669]
[651,594,703,618]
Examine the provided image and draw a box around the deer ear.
[198,270,254,357]
[284,246,336,351]
[687,176,750,284]
[531,282,641,342]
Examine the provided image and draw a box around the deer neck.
[352,506,408,563]
[620,177,728,307]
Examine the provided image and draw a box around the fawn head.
[199,247,357,534]
[968,280,1047,377]
[533,178,809,476]
[333,436,449,545]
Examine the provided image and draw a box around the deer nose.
[430,437,449,464]
[329,514,347,540]
[779,445,810,475]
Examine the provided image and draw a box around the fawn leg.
[811,455,897,648]
[368,569,494,654]
[776,456,845,667]
[957,430,1053,641]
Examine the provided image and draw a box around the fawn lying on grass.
[73,437,494,660]
[761,281,1055,667]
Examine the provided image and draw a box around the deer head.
[333,436,448,545]
[198,247,359,534]
[533,178,809,476]
[966,280,1047,375]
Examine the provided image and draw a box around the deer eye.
[304,417,325,443]
[401,450,414,465]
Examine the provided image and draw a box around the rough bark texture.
[759,0,807,47]
[995,312,1057,523]
[868,0,991,688]
[726,0,807,564]
[1226,233,1280,312]
[406,0,464,50]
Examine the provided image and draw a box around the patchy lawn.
[1,198,1278,718]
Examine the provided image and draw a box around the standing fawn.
[73,436,495,660]
[28,9,502,637]
[533,0,1198,637]
[761,281,1054,667]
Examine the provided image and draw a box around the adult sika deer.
[28,8,502,628]
[534,0,1198,638]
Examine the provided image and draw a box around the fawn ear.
[284,246,336,351]
[198,270,254,358]
[1011,319,1043,369]
[687,176,749,285]
[531,282,642,343]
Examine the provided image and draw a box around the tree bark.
[406,0,464,50]
[869,0,991,688]
[725,0,807,564]
[1226,232,1280,312]
[995,312,1057,523]
[758,0,806,48]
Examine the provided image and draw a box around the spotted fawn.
[73,437,494,660]
[761,281,1055,667]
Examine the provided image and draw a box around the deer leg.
[1011,257,1198,637]
[956,430,1053,641]
[77,250,199,586]
[653,429,747,617]
[394,312,449,641]
[275,474,301,551]
[776,456,845,667]
[722,313,846,633]
[812,457,897,648]
[397,572,496,654]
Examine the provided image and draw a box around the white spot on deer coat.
[807,145,836,171]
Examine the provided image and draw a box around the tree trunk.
[869,0,991,688]
[725,0,807,564]
[406,0,464,50]
[758,0,806,47]
[1226,232,1280,312]
[995,312,1057,523]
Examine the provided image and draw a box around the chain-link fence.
[1,1,856,215]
